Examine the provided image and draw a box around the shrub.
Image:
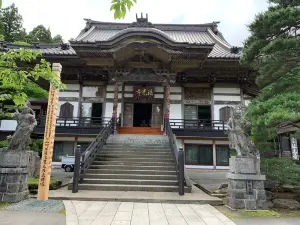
[27,177,60,190]
[261,158,300,192]
[0,140,8,148]
[29,139,43,156]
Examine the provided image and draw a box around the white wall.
[213,86,240,94]
[65,84,80,90]
[170,104,182,119]
[104,103,121,118]
[0,120,17,131]
[59,92,79,98]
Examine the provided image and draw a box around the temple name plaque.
[133,87,154,100]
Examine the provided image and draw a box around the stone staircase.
[70,135,190,192]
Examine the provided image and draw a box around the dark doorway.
[133,103,152,127]
[91,103,102,124]
[198,106,211,120]
[198,105,211,128]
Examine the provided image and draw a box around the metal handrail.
[165,118,185,195]
[169,119,227,130]
[72,117,115,193]
[37,116,112,128]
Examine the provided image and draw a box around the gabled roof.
[72,17,240,59]
[0,42,77,56]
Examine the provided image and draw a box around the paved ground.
[49,186,222,205]
[64,201,236,225]
[186,170,228,193]
[0,210,65,225]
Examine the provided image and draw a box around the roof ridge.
[207,28,232,50]
[75,25,96,42]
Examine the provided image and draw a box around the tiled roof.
[0,43,77,56]
[73,21,239,59]
[0,20,240,59]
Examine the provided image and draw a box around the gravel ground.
[6,199,65,213]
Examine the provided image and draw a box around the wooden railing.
[72,117,115,193]
[169,119,227,131]
[37,116,112,128]
[165,118,185,195]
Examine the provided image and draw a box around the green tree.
[52,34,63,43]
[27,25,52,43]
[0,49,65,116]
[241,0,300,152]
[110,0,137,19]
[0,3,24,42]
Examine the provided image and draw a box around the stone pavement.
[0,210,65,225]
[64,201,236,225]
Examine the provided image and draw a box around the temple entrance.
[133,103,152,127]
[91,103,102,124]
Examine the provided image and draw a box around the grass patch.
[239,210,279,217]
[28,177,59,190]
[59,209,66,215]
[0,202,11,209]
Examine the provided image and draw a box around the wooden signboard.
[37,63,61,200]
[133,87,154,100]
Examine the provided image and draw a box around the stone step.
[76,183,180,192]
[98,152,172,157]
[84,173,177,180]
[101,148,171,152]
[90,164,175,171]
[92,160,175,166]
[95,155,173,160]
[82,178,178,186]
[94,157,174,163]
[87,169,177,175]
[105,143,169,146]
[103,146,170,151]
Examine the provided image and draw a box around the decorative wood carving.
[214,101,241,105]
[170,100,182,104]
[128,13,155,28]
[184,88,211,105]
[59,97,79,101]
[81,97,104,103]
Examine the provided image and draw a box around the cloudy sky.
[3,0,269,46]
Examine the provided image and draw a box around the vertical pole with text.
[37,63,62,200]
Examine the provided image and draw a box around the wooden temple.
[0,14,258,169]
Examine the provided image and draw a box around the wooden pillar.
[112,82,119,134]
[164,81,171,134]
[164,81,171,120]
[213,140,217,169]
[37,63,61,200]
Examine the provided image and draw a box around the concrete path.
[0,210,65,225]
[187,170,228,193]
[64,201,236,225]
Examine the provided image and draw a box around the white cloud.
[3,0,268,45]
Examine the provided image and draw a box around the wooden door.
[151,104,163,128]
[123,103,134,127]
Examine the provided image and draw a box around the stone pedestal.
[227,156,268,210]
[0,149,29,202]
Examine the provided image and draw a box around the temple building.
[0,15,258,170]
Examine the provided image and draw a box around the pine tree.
[0,3,23,42]
[241,0,300,152]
